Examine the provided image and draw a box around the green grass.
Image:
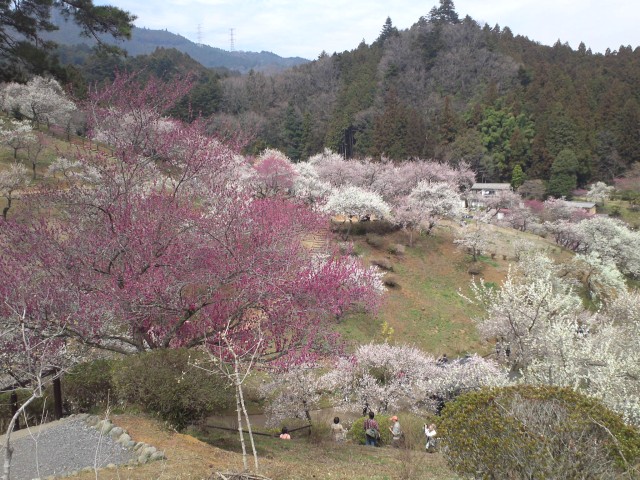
[338,228,489,357]
[192,426,459,480]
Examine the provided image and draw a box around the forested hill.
[44,10,308,74]
[215,7,640,192]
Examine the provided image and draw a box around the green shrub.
[0,388,55,432]
[62,359,114,413]
[439,385,640,479]
[349,414,391,445]
[111,348,233,430]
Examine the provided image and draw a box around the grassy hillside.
[338,222,569,357]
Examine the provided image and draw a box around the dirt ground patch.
[69,414,457,480]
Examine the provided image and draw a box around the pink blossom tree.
[2,70,382,371]
[252,148,297,198]
[394,181,465,239]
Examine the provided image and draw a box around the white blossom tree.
[586,181,614,205]
[454,224,493,262]
[524,288,640,425]
[0,120,35,159]
[466,251,584,370]
[465,249,640,425]
[317,344,506,415]
[290,162,331,205]
[573,216,640,278]
[260,364,322,427]
[1,77,76,129]
[323,185,391,237]
[395,181,465,238]
[0,163,31,220]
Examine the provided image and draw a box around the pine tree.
[548,149,578,198]
[428,0,461,24]
[377,17,398,43]
[0,1,135,79]
[511,165,525,189]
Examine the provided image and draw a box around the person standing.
[424,423,437,451]
[331,416,346,442]
[389,415,403,448]
[364,411,379,446]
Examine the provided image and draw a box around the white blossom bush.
[586,181,614,204]
[467,251,584,369]
[317,344,506,415]
[323,185,391,221]
[1,77,76,128]
[574,216,640,278]
[260,364,322,427]
[467,249,640,424]
[291,161,332,205]
[571,251,627,303]
[524,290,640,425]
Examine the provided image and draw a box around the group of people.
[362,411,437,451]
[279,411,437,450]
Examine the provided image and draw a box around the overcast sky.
[97,0,639,59]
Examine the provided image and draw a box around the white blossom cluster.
[470,249,640,424]
[317,344,506,415]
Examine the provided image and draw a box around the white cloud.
[98,0,639,58]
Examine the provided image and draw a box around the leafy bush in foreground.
[111,348,233,430]
[439,385,640,479]
[62,359,114,412]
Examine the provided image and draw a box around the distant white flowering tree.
[323,184,391,238]
[260,364,322,427]
[317,344,506,415]
[0,163,31,220]
[574,216,640,278]
[466,249,640,424]
[0,120,35,159]
[466,251,583,370]
[394,181,465,239]
[586,181,614,205]
[1,77,76,128]
[290,162,332,205]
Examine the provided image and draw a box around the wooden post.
[53,376,63,420]
[10,392,20,431]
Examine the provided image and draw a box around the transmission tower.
[229,28,235,52]
[197,24,203,46]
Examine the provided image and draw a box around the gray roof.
[471,183,512,190]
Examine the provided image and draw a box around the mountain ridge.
[45,11,309,74]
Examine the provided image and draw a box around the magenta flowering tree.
[0,72,385,475]
[1,71,382,360]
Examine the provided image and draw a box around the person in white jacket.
[424,423,437,451]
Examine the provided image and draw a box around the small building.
[564,200,597,215]
[470,183,512,196]
[468,183,512,209]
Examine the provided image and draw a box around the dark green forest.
[204,2,640,187]
[26,1,640,187]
